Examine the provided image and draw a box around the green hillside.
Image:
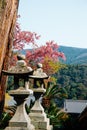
[59,46,87,64]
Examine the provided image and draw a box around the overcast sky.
[18,0,87,49]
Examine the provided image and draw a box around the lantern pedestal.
[29,87,53,130]
[5,87,35,130]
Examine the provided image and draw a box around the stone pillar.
[29,88,53,130]
[4,88,35,130]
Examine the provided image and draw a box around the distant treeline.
[54,64,87,100]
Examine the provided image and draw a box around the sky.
[18,0,87,49]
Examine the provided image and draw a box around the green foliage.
[55,64,87,100]
[45,101,69,128]
[42,83,68,108]
[0,105,16,129]
[43,83,68,100]
[43,84,59,99]
[0,112,11,129]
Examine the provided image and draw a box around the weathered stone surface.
[5,127,33,130]
[5,94,35,130]
[29,88,53,130]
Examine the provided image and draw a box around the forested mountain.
[54,64,87,100]
[59,46,87,64]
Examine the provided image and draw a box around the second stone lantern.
[29,63,53,130]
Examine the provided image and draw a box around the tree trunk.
[0,0,19,118]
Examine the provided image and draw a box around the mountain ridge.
[58,46,87,64]
[20,46,87,65]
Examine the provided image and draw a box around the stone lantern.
[2,54,35,130]
[29,63,53,130]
